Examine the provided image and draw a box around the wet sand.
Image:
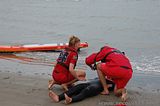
[0,72,160,106]
[0,0,160,106]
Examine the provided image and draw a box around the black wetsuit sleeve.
[71,79,115,103]
[58,79,115,102]
[58,83,89,101]
[72,84,100,102]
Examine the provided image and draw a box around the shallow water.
[0,0,160,78]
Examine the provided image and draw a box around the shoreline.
[0,71,160,106]
[0,0,160,105]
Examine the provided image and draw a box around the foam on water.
[132,55,160,73]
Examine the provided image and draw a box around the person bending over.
[86,45,133,102]
[49,36,86,91]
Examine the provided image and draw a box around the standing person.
[49,35,86,91]
[85,45,133,102]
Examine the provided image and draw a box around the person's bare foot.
[61,84,68,91]
[121,90,127,102]
[48,90,59,102]
[48,80,54,90]
[64,93,72,104]
[100,90,109,95]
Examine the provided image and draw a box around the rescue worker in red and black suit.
[49,36,86,91]
[85,45,133,102]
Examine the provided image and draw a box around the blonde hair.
[69,35,80,47]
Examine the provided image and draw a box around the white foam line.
[42,44,58,46]
[23,44,40,47]
[23,44,58,47]
[59,43,64,46]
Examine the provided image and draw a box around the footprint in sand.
[3,76,10,79]
[138,87,144,91]
[27,88,42,94]
[135,91,142,96]
[48,74,51,76]
[6,70,10,73]
[34,73,39,75]
[17,71,22,74]
[27,89,36,94]
[41,73,45,75]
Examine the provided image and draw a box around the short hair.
[69,35,80,47]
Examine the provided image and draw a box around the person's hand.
[89,65,94,70]
[77,76,86,81]
[89,65,96,71]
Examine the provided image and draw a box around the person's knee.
[96,63,101,70]
[81,71,86,77]
[77,71,86,77]
[80,71,86,77]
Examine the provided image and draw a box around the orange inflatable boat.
[0,42,88,53]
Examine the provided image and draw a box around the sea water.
[0,0,160,79]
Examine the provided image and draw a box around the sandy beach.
[0,71,160,106]
[0,0,160,106]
